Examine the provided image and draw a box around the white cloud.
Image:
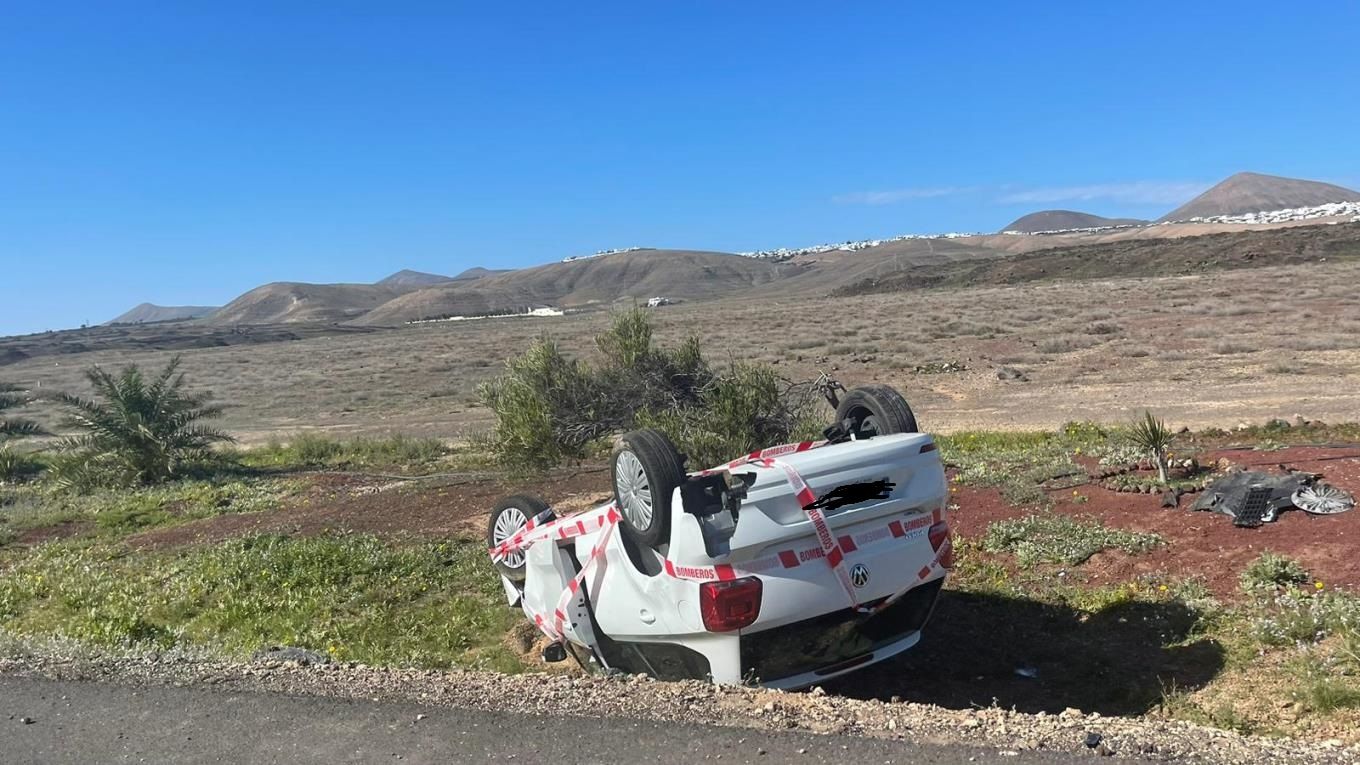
[996,181,1210,206]
[832,187,973,205]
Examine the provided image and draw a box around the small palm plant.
[54,357,233,485]
[1,382,46,481]
[1129,410,1174,484]
[0,382,44,440]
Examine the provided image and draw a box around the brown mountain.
[1001,210,1146,233]
[206,283,411,325]
[375,270,454,288]
[106,303,218,325]
[1160,172,1360,222]
[353,249,792,325]
[453,266,513,280]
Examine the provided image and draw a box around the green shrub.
[1241,552,1311,594]
[287,432,346,463]
[479,337,613,467]
[52,357,233,488]
[982,513,1164,566]
[480,307,815,468]
[637,363,822,468]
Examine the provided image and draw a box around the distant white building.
[646,297,670,308]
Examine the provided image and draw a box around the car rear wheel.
[611,429,686,549]
[834,384,918,437]
[487,494,553,582]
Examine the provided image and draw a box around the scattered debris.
[914,361,969,375]
[995,366,1028,382]
[1190,471,1354,527]
[1013,666,1038,679]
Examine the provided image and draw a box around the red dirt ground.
[950,445,1360,599]
[16,519,92,546]
[118,446,1359,600]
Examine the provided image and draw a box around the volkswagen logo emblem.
[850,563,870,588]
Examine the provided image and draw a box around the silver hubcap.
[492,506,529,568]
[1293,484,1354,515]
[614,450,654,530]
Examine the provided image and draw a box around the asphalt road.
[0,676,1091,764]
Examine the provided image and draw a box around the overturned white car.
[486,384,951,688]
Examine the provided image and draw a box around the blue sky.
[3,1,1358,335]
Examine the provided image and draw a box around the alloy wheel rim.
[492,506,529,568]
[615,450,654,530]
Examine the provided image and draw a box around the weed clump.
[1240,552,1311,593]
[982,513,1164,566]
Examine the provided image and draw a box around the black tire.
[834,384,919,437]
[610,429,686,549]
[487,494,553,583]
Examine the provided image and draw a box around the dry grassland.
[7,259,1360,443]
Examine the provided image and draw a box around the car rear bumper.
[739,576,944,686]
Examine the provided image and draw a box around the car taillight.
[919,441,937,454]
[700,577,762,632]
[928,520,954,569]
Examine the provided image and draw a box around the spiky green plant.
[0,382,47,482]
[1129,410,1173,483]
[53,357,233,485]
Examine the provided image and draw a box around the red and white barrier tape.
[692,439,828,477]
[489,503,619,563]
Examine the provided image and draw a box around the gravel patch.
[0,638,1355,764]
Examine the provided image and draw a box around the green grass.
[0,477,299,544]
[1295,671,1360,713]
[938,423,1117,509]
[235,433,467,474]
[0,534,522,671]
[981,513,1165,566]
